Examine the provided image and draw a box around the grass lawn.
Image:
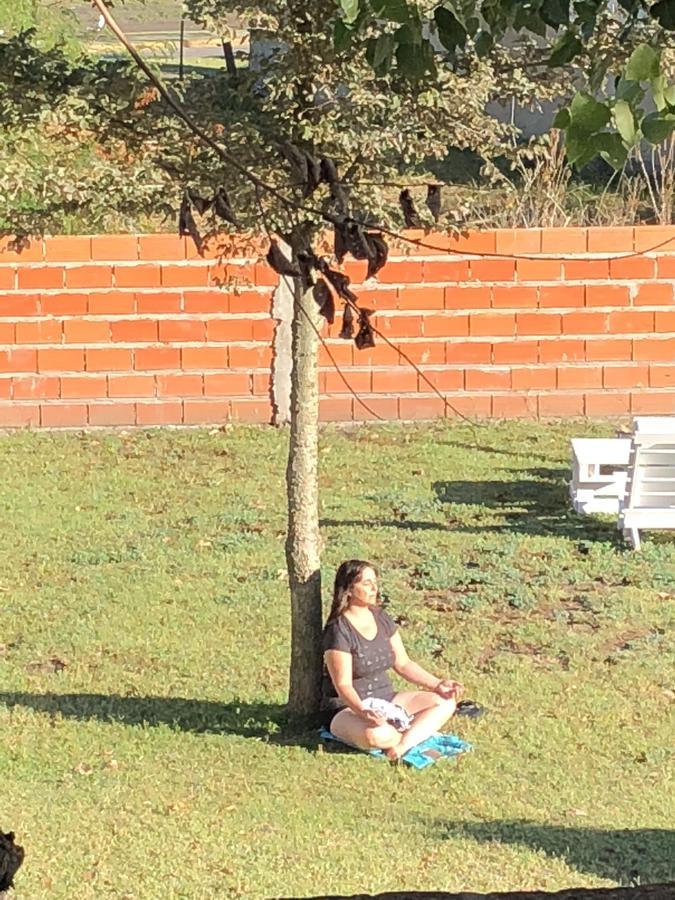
[1,420,673,899]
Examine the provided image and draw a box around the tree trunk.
[285,277,323,714]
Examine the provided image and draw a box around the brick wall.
[0,226,673,428]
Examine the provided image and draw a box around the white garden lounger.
[570,437,631,515]
[619,416,675,549]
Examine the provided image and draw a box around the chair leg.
[623,527,640,550]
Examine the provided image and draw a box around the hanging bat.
[354,308,376,349]
[334,222,347,263]
[323,267,358,302]
[426,184,442,222]
[0,831,24,893]
[320,157,339,184]
[266,240,302,277]
[304,152,322,196]
[366,233,388,279]
[213,187,238,225]
[313,280,335,324]
[186,188,212,215]
[399,189,421,228]
[178,190,202,251]
[339,303,355,339]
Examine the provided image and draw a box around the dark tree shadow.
[435,820,675,885]
[0,692,336,750]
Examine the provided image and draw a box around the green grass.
[1,420,673,899]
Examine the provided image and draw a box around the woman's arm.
[325,650,384,724]
[390,631,463,697]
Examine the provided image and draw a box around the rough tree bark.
[285,276,323,714]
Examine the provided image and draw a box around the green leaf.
[641,111,675,144]
[616,78,643,104]
[340,0,360,25]
[369,0,410,24]
[395,36,434,77]
[652,74,667,111]
[613,99,637,146]
[593,133,628,170]
[552,106,571,129]
[548,31,583,67]
[474,30,493,57]
[371,33,395,70]
[625,44,660,82]
[333,19,352,51]
[565,125,597,168]
[540,0,571,27]
[651,0,675,30]
[569,92,611,133]
[665,85,675,108]
[434,6,467,53]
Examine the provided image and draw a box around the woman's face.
[348,566,378,607]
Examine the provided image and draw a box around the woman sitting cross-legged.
[321,559,463,761]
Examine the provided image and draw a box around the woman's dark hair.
[325,559,378,625]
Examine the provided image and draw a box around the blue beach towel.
[319,728,472,770]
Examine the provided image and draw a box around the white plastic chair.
[619,417,675,549]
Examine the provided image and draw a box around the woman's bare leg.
[329,708,402,752]
[389,691,456,759]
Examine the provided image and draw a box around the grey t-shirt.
[320,607,398,712]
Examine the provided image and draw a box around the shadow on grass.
[0,692,335,749]
[322,468,620,544]
[436,820,675,884]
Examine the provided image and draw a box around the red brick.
[539,393,585,417]
[372,369,417,392]
[0,379,10,399]
[372,315,420,338]
[114,265,160,288]
[181,346,228,370]
[448,342,492,364]
[561,312,608,335]
[586,339,632,361]
[134,347,181,370]
[0,403,39,427]
[15,320,62,344]
[111,320,159,342]
[37,348,84,372]
[161,265,209,288]
[135,291,182,314]
[470,313,515,336]
[65,266,112,289]
[136,401,183,425]
[493,341,538,364]
[656,257,675,279]
[0,349,37,372]
[445,286,491,309]
[353,397,399,422]
[464,368,511,391]
[422,260,470,283]
[40,402,87,427]
[443,394,492,418]
[564,259,610,280]
[0,294,39,316]
[160,319,207,342]
[517,313,561,336]
[353,288,396,311]
[253,262,279,288]
[138,235,186,261]
[252,373,271,395]
[494,229,542,255]
[0,269,15,290]
[376,260,424,284]
[539,339,585,363]
[423,314,469,337]
[447,231,496,255]
[44,237,91,262]
[603,365,648,388]
[538,285,585,309]
[633,337,675,362]
[228,291,270,314]
[655,311,675,332]
[649,365,675,388]
[88,402,136,425]
[228,346,272,369]
[541,228,587,254]
[182,290,228,314]
[88,292,135,315]
[608,310,654,333]
[557,365,602,390]
[91,235,138,261]
[183,399,231,424]
[609,257,655,279]
[13,376,59,400]
[397,286,445,310]
[203,373,251,395]
[0,323,13,343]
[399,397,446,420]
[585,284,631,307]
[585,392,630,416]
[157,374,204,397]
[511,367,556,390]
[517,259,563,282]
[320,397,354,421]
[492,286,538,308]
[633,226,675,253]
[63,320,111,343]
[60,375,107,399]
[322,370,371,394]
[230,398,273,422]
[86,348,133,372]
[211,263,256,290]
[41,292,88,316]
[586,227,634,252]
[492,394,538,418]
[108,375,156,398]
[470,259,515,282]
[355,342,407,366]
[207,319,254,342]
[0,236,43,262]
[18,267,64,290]
[416,368,464,391]
[630,391,675,414]
[319,343,353,367]
[634,282,673,305]
[252,319,274,341]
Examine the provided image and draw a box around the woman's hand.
[360,709,387,727]
[435,679,464,701]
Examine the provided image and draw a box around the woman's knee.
[364,723,400,749]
